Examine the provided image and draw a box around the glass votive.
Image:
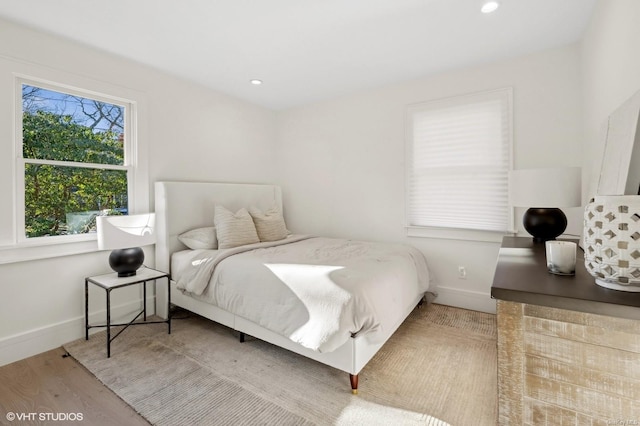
[545,240,577,275]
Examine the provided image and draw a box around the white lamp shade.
[97,213,156,250]
[509,167,582,208]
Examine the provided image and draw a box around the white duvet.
[176,236,431,352]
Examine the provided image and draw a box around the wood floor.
[0,347,149,425]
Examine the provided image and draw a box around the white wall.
[581,0,640,198]
[0,18,277,366]
[276,45,583,313]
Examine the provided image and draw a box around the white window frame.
[16,77,135,245]
[405,88,514,243]
[0,67,148,264]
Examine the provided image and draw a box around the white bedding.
[174,236,431,353]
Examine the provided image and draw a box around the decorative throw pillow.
[214,204,260,249]
[178,227,217,250]
[249,205,290,242]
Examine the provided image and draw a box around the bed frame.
[154,181,423,393]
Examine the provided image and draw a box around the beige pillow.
[214,205,260,249]
[249,205,289,242]
[178,227,217,250]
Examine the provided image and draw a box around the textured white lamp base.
[595,278,640,292]
[584,195,640,292]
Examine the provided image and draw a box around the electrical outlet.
[458,266,467,279]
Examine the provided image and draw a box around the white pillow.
[214,205,260,249]
[178,227,218,250]
[249,205,289,242]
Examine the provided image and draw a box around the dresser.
[491,237,640,425]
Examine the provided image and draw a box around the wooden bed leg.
[239,332,245,343]
[349,374,358,395]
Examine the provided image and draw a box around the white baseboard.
[1,287,495,367]
[433,285,496,314]
[0,296,155,367]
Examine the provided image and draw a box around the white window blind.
[406,88,512,232]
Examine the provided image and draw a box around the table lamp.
[509,167,582,242]
[96,213,155,277]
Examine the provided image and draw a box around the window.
[18,81,132,240]
[406,88,513,236]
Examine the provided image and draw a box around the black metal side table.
[85,267,171,357]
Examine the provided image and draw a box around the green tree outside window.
[22,85,129,238]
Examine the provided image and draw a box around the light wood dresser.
[491,237,640,425]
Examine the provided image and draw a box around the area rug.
[65,303,497,425]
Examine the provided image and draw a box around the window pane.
[22,85,124,165]
[24,164,128,238]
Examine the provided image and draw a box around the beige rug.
[65,304,497,425]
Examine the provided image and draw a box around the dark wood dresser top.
[491,236,640,320]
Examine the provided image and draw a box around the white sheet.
[175,236,431,352]
[171,249,218,283]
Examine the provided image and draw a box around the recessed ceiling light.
[481,1,500,13]
[250,79,263,85]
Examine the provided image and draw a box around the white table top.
[86,267,169,289]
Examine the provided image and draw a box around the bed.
[154,181,433,393]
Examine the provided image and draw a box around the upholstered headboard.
[154,181,283,276]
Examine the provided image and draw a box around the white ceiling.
[0,0,596,110]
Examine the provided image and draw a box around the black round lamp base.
[523,207,567,243]
[109,247,144,277]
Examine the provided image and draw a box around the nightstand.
[85,267,171,357]
[491,236,640,423]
